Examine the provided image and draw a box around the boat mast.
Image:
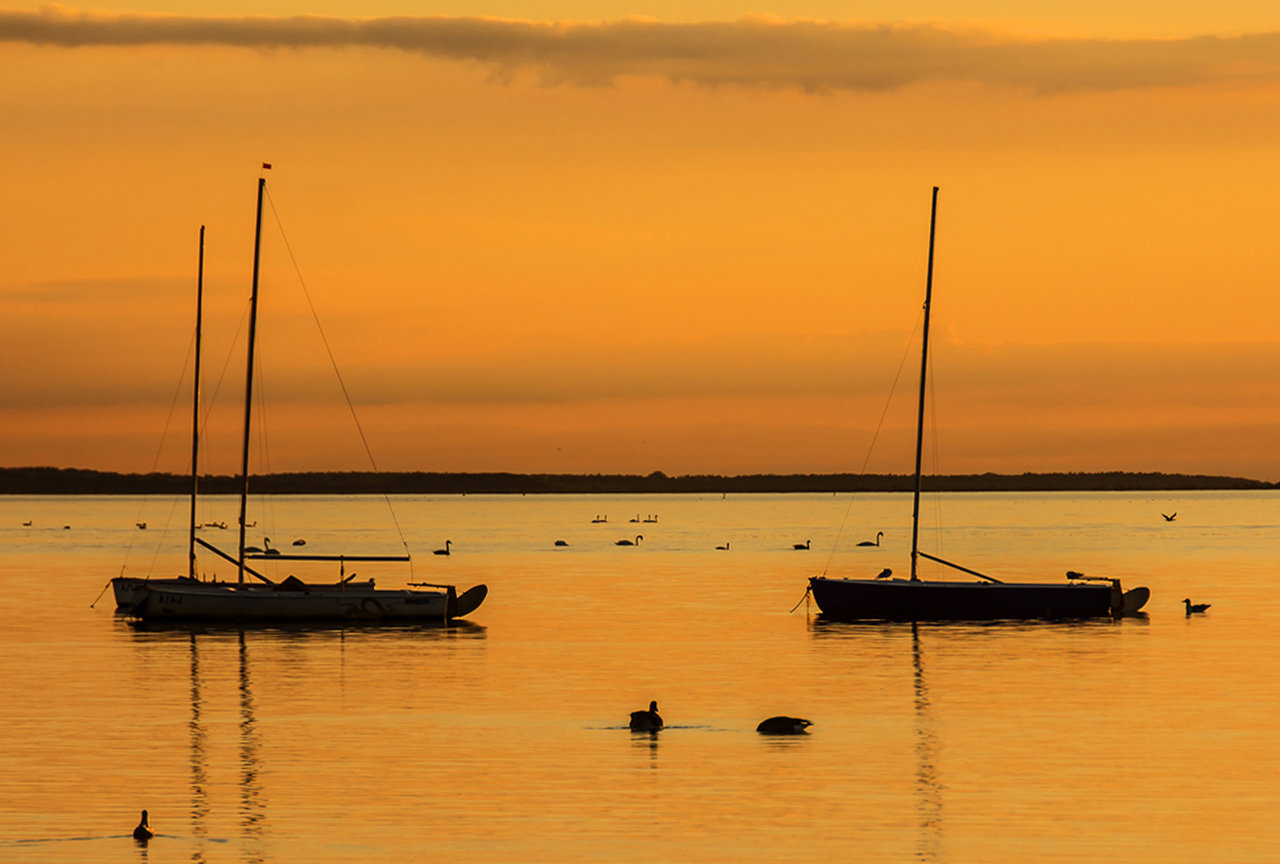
[188,225,205,581]
[910,186,939,582]
[237,176,266,584]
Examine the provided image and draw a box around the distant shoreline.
[0,467,1274,495]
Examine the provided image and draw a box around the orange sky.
[3,3,1280,480]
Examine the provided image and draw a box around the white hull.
[130,580,486,623]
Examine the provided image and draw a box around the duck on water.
[629,701,663,732]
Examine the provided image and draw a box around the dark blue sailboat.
[808,188,1148,621]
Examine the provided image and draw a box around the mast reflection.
[188,633,209,862]
[238,630,266,863]
[911,622,943,862]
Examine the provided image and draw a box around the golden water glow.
[3,3,1280,478]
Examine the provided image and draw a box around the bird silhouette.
[434,540,452,556]
[856,531,884,547]
[629,700,663,732]
[756,716,813,735]
[1162,513,1177,522]
[716,542,730,550]
[793,540,810,550]
[1183,598,1210,615]
[616,535,643,546]
[132,810,153,841]
[554,539,569,547]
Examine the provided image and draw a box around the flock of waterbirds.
[78,502,1205,845]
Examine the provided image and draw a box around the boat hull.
[809,576,1116,621]
[128,581,484,623]
[111,575,377,611]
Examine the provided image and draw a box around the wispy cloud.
[4,6,1280,93]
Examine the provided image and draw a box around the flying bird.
[1162,512,1177,522]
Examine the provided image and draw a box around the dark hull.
[809,576,1116,621]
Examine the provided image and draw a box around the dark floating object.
[591,515,607,523]
[133,809,153,841]
[1162,512,1177,522]
[629,700,664,732]
[434,540,452,556]
[793,539,810,550]
[716,542,730,550]
[856,531,883,547]
[616,535,643,546]
[292,538,306,546]
[1183,598,1211,615]
[136,522,147,530]
[876,568,893,579]
[554,539,569,547]
[757,716,813,735]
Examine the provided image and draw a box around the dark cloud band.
[4,8,1280,92]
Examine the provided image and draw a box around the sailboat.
[808,188,1149,621]
[122,175,487,623]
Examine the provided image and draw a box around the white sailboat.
[808,187,1149,621]
[123,175,486,624]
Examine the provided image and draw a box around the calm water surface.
[0,491,1276,862]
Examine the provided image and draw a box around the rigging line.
[927,346,944,567]
[124,325,198,571]
[820,309,925,577]
[264,189,412,557]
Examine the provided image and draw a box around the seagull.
[1183,598,1211,615]
[756,716,813,735]
[616,535,643,546]
[1162,513,1177,522]
[856,531,883,547]
[133,809,153,841]
[793,540,811,550]
[629,700,663,732]
[434,540,452,556]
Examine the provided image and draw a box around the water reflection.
[188,634,208,863]
[238,631,265,863]
[911,622,942,862]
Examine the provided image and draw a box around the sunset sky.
[3,2,1280,480]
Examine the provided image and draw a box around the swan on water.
[856,531,883,547]
[793,540,810,550]
[434,540,452,556]
[616,535,643,546]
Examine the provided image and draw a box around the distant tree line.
[0,466,1273,495]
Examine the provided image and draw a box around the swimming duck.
[629,700,663,732]
[133,809,153,841]
[1183,598,1211,615]
[756,716,813,735]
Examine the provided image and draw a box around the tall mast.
[188,225,205,580]
[237,177,266,583]
[910,186,939,582]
